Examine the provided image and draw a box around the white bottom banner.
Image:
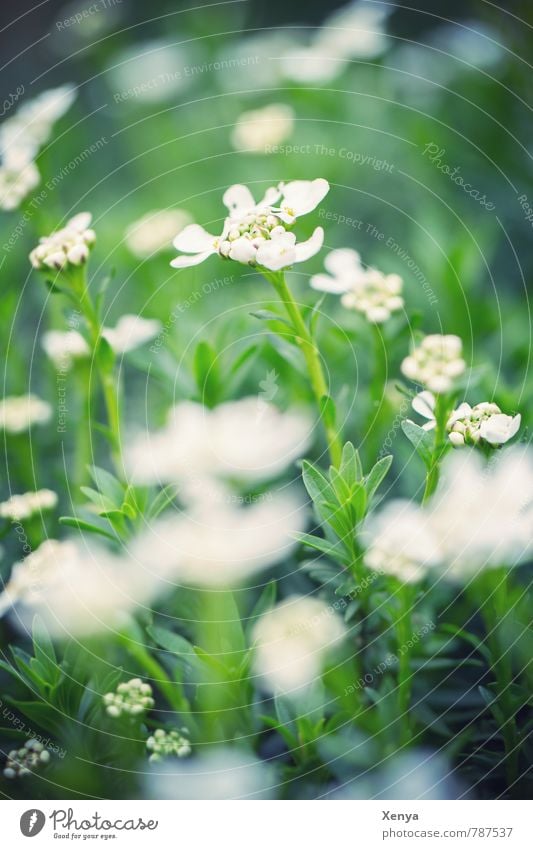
[0,800,529,848]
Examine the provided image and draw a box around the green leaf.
[193,341,222,407]
[250,309,293,329]
[339,441,363,486]
[147,626,198,667]
[58,516,118,542]
[148,484,179,520]
[80,487,116,513]
[87,465,124,505]
[301,460,336,507]
[401,420,434,467]
[365,455,393,502]
[246,582,276,637]
[296,532,350,565]
[95,335,115,372]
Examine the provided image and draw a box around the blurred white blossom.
[42,329,90,368]
[171,179,328,271]
[125,209,192,258]
[0,395,52,432]
[103,314,162,354]
[364,500,442,583]
[253,595,345,695]
[0,156,40,211]
[231,104,294,152]
[30,212,96,271]
[410,390,437,431]
[401,334,465,394]
[311,248,403,322]
[0,489,57,522]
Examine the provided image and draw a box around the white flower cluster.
[447,401,521,447]
[311,248,404,323]
[231,103,294,153]
[253,596,346,695]
[146,729,191,762]
[364,446,533,583]
[401,334,466,393]
[30,212,96,271]
[103,678,155,718]
[3,739,51,779]
[0,489,57,522]
[410,392,521,447]
[125,209,192,258]
[0,85,76,210]
[171,179,328,271]
[42,315,161,368]
[0,394,52,433]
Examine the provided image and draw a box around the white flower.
[426,446,533,578]
[171,179,328,271]
[30,212,96,271]
[103,678,155,718]
[0,395,52,433]
[364,500,442,583]
[132,492,307,588]
[147,748,275,800]
[125,209,193,258]
[42,330,90,368]
[410,390,437,431]
[0,490,57,522]
[231,104,294,153]
[447,401,521,447]
[0,84,76,164]
[103,314,162,354]
[0,539,158,637]
[311,248,403,322]
[253,595,345,695]
[124,397,311,487]
[146,728,191,762]
[0,157,40,211]
[401,334,466,394]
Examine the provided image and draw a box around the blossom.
[103,314,162,354]
[125,209,192,258]
[426,446,533,578]
[447,401,521,447]
[311,248,403,322]
[0,539,158,637]
[0,395,52,433]
[410,390,437,431]
[146,729,191,762]
[252,595,345,695]
[0,489,57,522]
[124,397,311,487]
[42,330,90,368]
[231,103,294,152]
[103,678,155,718]
[146,748,275,800]
[170,179,328,271]
[0,155,40,211]
[2,84,77,156]
[3,739,51,779]
[364,500,442,583]
[30,212,96,271]
[131,492,307,588]
[401,334,465,394]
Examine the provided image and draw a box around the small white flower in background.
[447,401,521,447]
[171,179,328,271]
[426,446,533,578]
[252,595,345,695]
[30,212,96,271]
[364,500,442,583]
[0,155,40,211]
[3,739,51,779]
[41,329,90,369]
[0,489,57,522]
[231,103,294,153]
[125,209,193,258]
[124,397,311,487]
[311,248,403,323]
[146,728,191,762]
[132,492,307,588]
[0,395,52,433]
[410,390,437,431]
[0,538,160,636]
[103,678,155,718]
[102,314,162,354]
[147,748,275,800]
[401,334,466,394]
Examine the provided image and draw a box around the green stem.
[481,570,519,788]
[264,270,343,467]
[422,394,448,503]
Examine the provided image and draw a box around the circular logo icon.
[20,810,46,837]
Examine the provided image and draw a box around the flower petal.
[324,248,362,278]
[173,224,217,253]
[256,233,296,271]
[279,178,330,218]
[294,226,324,263]
[170,250,215,268]
[310,273,352,294]
[223,184,256,217]
[411,390,436,420]
[229,237,257,264]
